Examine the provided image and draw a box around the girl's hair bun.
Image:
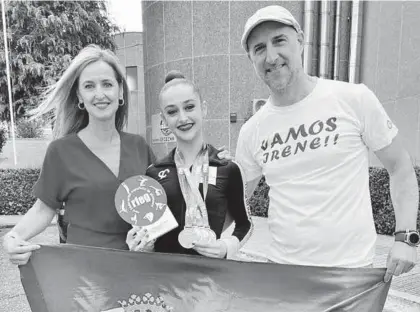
[165,70,185,83]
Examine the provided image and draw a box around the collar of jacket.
[153,144,229,168]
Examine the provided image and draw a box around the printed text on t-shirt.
[261,117,339,163]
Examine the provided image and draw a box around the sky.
[107,0,143,32]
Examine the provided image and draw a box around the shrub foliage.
[0,169,39,215]
[15,118,45,138]
[0,122,8,153]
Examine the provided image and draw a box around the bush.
[15,118,44,139]
[369,167,420,235]
[0,121,8,154]
[0,169,39,215]
[249,177,269,217]
[249,167,420,235]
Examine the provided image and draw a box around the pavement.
[0,215,57,228]
[1,215,420,312]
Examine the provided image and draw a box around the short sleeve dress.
[33,132,155,250]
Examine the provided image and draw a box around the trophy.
[114,175,178,244]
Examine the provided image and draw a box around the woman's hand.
[193,240,227,258]
[2,231,40,266]
[126,226,155,252]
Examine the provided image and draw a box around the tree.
[0,1,120,120]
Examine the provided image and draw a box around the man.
[235,5,419,282]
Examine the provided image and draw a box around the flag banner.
[20,244,391,312]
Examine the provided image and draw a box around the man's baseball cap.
[241,5,302,52]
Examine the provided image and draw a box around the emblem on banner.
[101,293,174,312]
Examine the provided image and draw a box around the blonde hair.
[30,44,129,139]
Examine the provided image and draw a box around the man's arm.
[375,135,419,282]
[375,135,418,231]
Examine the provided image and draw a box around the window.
[126,66,138,91]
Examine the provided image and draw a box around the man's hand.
[384,241,417,282]
[193,240,227,258]
[216,145,233,161]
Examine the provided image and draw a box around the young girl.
[3,45,155,265]
[127,71,252,259]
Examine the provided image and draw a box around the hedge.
[0,169,40,215]
[1,168,420,235]
[369,167,420,235]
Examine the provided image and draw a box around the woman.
[127,71,253,259]
[3,45,155,265]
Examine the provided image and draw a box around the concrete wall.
[114,32,146,136]
[142,0,306,159]
[143,1,420,165]
[361,1,420,166]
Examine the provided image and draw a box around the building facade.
[114,32,147,136]
[141,1,420,165]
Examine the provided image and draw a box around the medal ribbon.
[174,144,210,229]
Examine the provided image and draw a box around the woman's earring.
[78,102,85,110]
[118,99,125,106]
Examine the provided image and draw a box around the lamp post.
[1,0,17,165]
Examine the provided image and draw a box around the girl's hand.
[126,226,155,252]
[193,240,227,258]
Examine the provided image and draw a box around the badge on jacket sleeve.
[114,175,178,243]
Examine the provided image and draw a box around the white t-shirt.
[235,78,398,267]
